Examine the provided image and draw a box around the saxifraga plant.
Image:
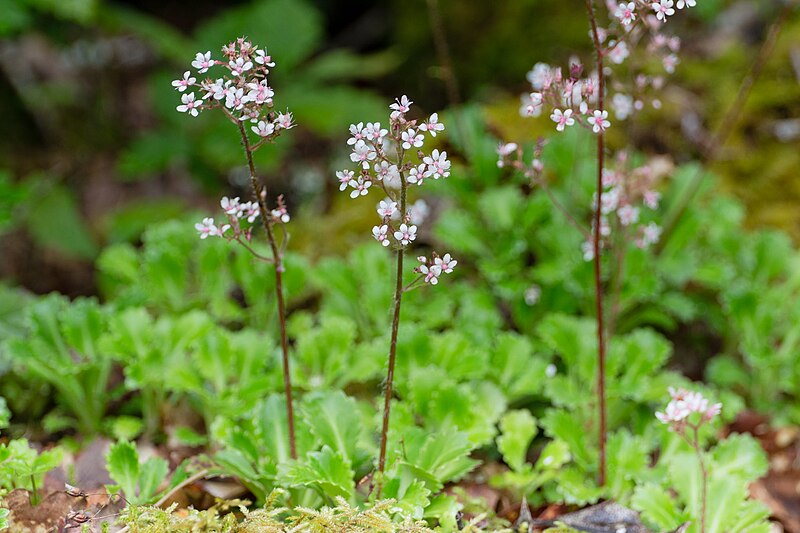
[498,0,700,484]
[335,96,457,489]
[173,37,298,458]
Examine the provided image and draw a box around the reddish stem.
[584,0,607,487]
[238,122,297,460]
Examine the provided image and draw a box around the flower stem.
[691,426,708,533]
[377,167,408,485]
[584,0,607,487]
[237,122,297,460]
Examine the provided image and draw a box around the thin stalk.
[237,121,297,460]
[585,0,608,487]
[690,426,708,533]
[377,168,408,484]
[656,2,792,254]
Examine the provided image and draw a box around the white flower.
[336,170,354,191]
[611,93,634,120]
[401,128,424,150]
[211,79,231,100]
[617,204,640,226]
[408,199,429,225]
[220,196,241,216]
[274,112,294,130]
[191,51,214,73]
[663,53,679,74]
[550,108,575,132]
[615,2,636,25]
[195,217,217,239]
[608,41,630,64]
[246,80,274,105]
[600,187,620,215]
[350,140,377,169]
[582,240,595,261]
[520,92,544,117]
[434,253,457,273]
[419,113,445,136]
[252,120,275,137]
[228,57,253,76]
[364,122,388,143]
[171,71,196,92]
[372,225,390,246]
[177,92,202,116]
[423,149,451,179]
[407,164,427,186]
[496,142,518,157]
[271,207,290,223]
[393,223,417,245]
[254,49,275,67]
[588,109,611,133]
[644,190,661,209]
[676,0,695,8]
[373,161,400,183]
[347,122,366,146]
[377,200,398,219]
[652,0,675,21]
[420,263,442,284]
[390,95,413,118]
[225,88,246,111]
[525,285,542,306]
[526,62,552,90]
[637,222,662,248]
[348,176,371,198]
[240,201,260,223]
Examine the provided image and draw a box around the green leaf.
[106,441,140,502]
[300,391,362,468]
[138,457,169,504]
[497,410,537,472]
[631,483,684,531]
[278,446,354,499]
[399,427,478,492]
[26,185,98,259]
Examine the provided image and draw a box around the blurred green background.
[0,0,798,298]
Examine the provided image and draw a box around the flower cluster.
[338,96,456,285]
[195,195,286,242]
[656,387,721,432]
[173,37,295,136]
[415,253,457,285]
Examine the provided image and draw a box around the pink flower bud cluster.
[173,37,295,137]
[338,96,456,285]
[656,387,721,433]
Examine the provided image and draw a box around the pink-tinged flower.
[582,240,595,261]
[390,95,413,117]
[520,92,544,117]
[532,158,544,173]
[348,176,372,198]
[210,79,232,100]
[274,112,294,130]
[611,93,634,120]
[364,122,388,143]
[240,201,260,223]
[372,224,390,246]
[600,187,620,215]
[225,88,246,111]
[220,196,242,216]
[434,253,457,273]
[663,53,679,74]
[423,149,451,179]
[419,113,445,136]
[588,109,611,133]
[373,161,400,183]
[407,164,427,186]
[252,120,275,138]
[228,57,253,76]
[350,140,377,169]
[703,403,722,421]
[196,217,218,239]
[550,108,575,132]
[336,170,354,191]
[420,263,442,285]
[172,71,196,92]
[643,190,661,209]
[602,168,618,187]
[246,80,274,105]
[657,388,721,428]
[347,122,366,146]
[496,142,518,157]
[254,49,275,68]
[676,0,695,8]
[393,223,417,245]
[177,92,202,116]
[656,400,691,424]
[408,199,429,225]
[617,204,640,226]
[608,41,630,65]
[652,0,675,21]
[636,222,661,248]
[377,199,398,219]
[526,63,552,90]
[401,128,424,150]
[615,2,637,25]
[191,51,214,73]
